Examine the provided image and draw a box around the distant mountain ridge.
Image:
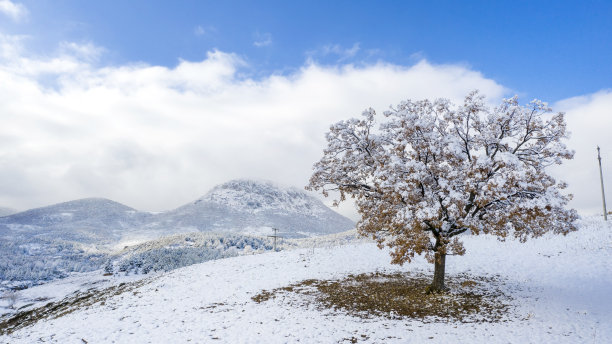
[0,180,354,241]
[3,198,148,228]
[0,198,155,243]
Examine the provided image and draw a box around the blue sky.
[3,0,611,101]
[0,0,610,217]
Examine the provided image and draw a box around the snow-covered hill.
[156,179,355,238]
[107,232,277,276]
[1,217,610,343]
[0,198,153,243]
[0,208,17,217]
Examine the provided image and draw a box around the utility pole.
[597,146,608,221]
[268,228,281,252]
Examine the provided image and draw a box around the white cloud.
[253,32,272,47]
[0,0,27,21]
[0,33,511,218]
[59,41,105,62]
[551,91,612,217]
[307,43,361,62]
[194,25,216,37]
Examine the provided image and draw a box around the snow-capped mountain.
[201,179,330,216]
[0,198,154,243]
[0,180,354,240]
[155,179,355,238]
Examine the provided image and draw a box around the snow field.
[2,217,611,343]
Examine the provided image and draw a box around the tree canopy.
[307,91,577,291]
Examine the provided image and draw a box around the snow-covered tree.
[307,91,578,292]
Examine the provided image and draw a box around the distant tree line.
[0,238,106,288]
[109,234,274,275]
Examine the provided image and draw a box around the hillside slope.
[2,217,610,343]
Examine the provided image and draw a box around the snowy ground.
[0,271,149,317]
[1,217,611,343]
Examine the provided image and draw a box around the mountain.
[155,179,355,238]
[0,198,154,244]
[0,208,18,217]
[0,180,354,240]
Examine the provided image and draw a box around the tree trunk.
[429,251,447,293]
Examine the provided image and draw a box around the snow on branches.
[308,91,578,267]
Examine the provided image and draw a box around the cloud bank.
[552,91,612,217]
[1,33,607,220]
